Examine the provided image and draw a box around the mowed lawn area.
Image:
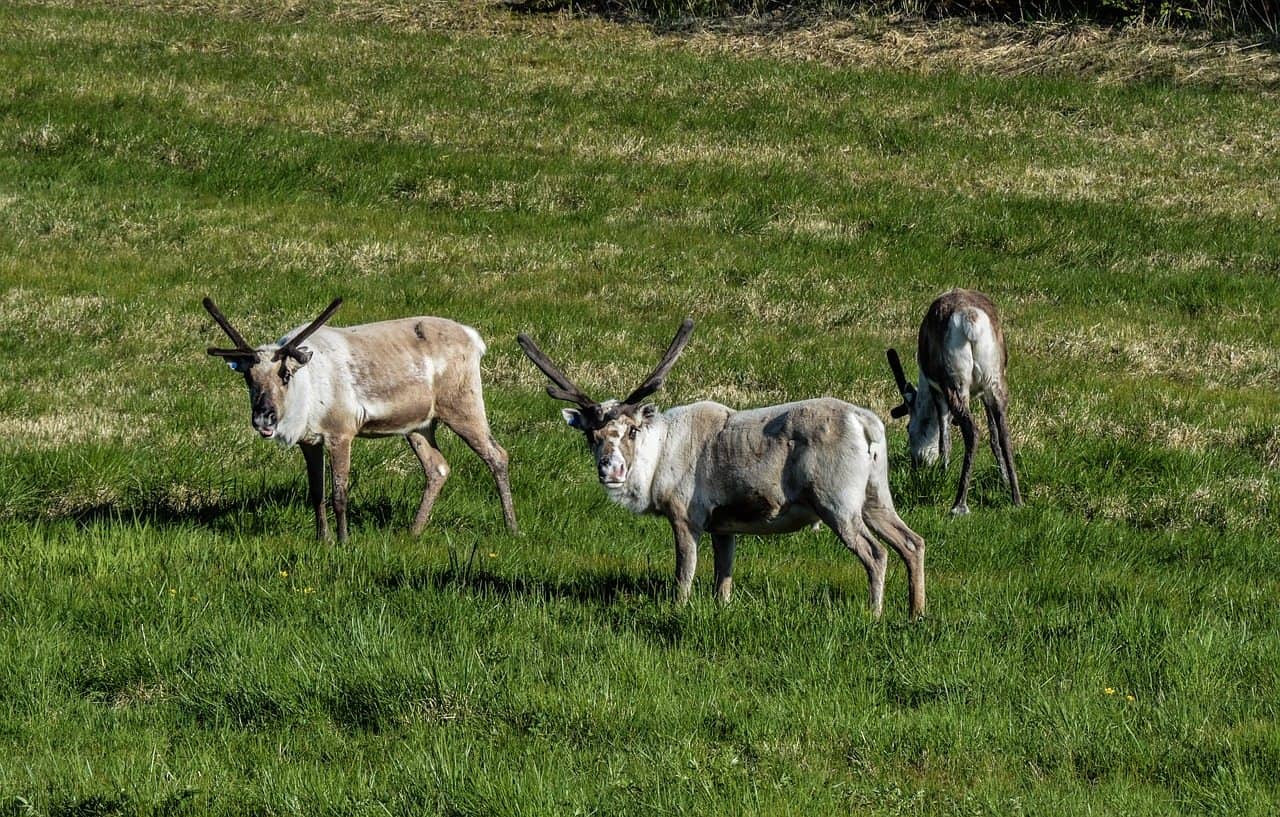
[2,1,1279,814]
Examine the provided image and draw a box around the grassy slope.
[1,2,1278,814]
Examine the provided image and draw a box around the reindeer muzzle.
[598,452,628,486]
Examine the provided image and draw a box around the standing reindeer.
[202,297,517,541]
[518,319,925,619]
[886,288,1022,516]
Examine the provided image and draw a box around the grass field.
[2,1,1279,814]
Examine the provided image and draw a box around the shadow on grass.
[377,563,711,647]
[24,483,441,537]
[23,482,305,533]
[376,564,670,606]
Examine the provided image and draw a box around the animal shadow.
[35,482,307,534]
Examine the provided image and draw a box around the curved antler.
[885,348,916,419]
[621,317,694,407]
[203,297,254,354]
[275,298,343,363]
[516,332,597,407]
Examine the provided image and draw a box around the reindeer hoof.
[950,504,970,517]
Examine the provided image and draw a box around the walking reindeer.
[886,288,1022,516]
[202,297,517,541]
[518,319,925,619]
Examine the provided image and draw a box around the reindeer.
[202,297,517,541]
[886,288,1022,516]
[518,319,925,619]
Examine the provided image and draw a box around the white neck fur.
[602,415,666,514]
[272,363,319,447]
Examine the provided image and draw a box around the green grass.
[2,2,1279,814]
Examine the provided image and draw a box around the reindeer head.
[518,319,694,488]
[886,347,941,465]
[203,297,342,439]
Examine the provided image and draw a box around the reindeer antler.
[517,332,597,407]
[621,317,694,407]
[275,298,343,363]
[204,297,255,357]
[886,348,916,419]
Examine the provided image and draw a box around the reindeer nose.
[254,408,277,435]
[598,459,626,484]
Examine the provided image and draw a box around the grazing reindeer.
[886,288,1022,516]
[202,297,517,541]
[518,319,925,619]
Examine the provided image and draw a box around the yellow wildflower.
[279,570,289,578]
[1105,688,1115,695]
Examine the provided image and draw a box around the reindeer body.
[614,400,872,530]
[519,323,925,619]
[888,289,1022,516]
[267,317,487,445]
[203,300,517,542]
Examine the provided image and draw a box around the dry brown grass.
[672,13,1280,89]
[40,1,1280,89]
[0,410,151,450]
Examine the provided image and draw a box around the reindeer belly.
[355,396,434,437]
[706,496,819,535]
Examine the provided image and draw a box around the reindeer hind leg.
[983,400,1008,482]
[988,398,1022,507]
[862,449,926,619]
[406,423,450,536]
[441,409,518,534]
[815,494,887,619]
[946,389,977,517]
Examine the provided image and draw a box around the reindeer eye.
[627,426,638,440]
[280,368,291,385]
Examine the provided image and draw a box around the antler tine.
[277,298,343,358]
[621,317,695,407]
[516,332,596,407]
[202,297,253,351]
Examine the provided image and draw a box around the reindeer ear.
[562,408,586,429]
[216,353,254,373]
[276,346,313,366]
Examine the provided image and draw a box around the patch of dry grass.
[673,13,1280,89]
[32,0,1280,90]
[0,409,151,450]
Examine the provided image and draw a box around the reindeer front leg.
[300,442,328,541]
[668,516,700,605]
[328,434,354,543]
[711,534,736,603]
